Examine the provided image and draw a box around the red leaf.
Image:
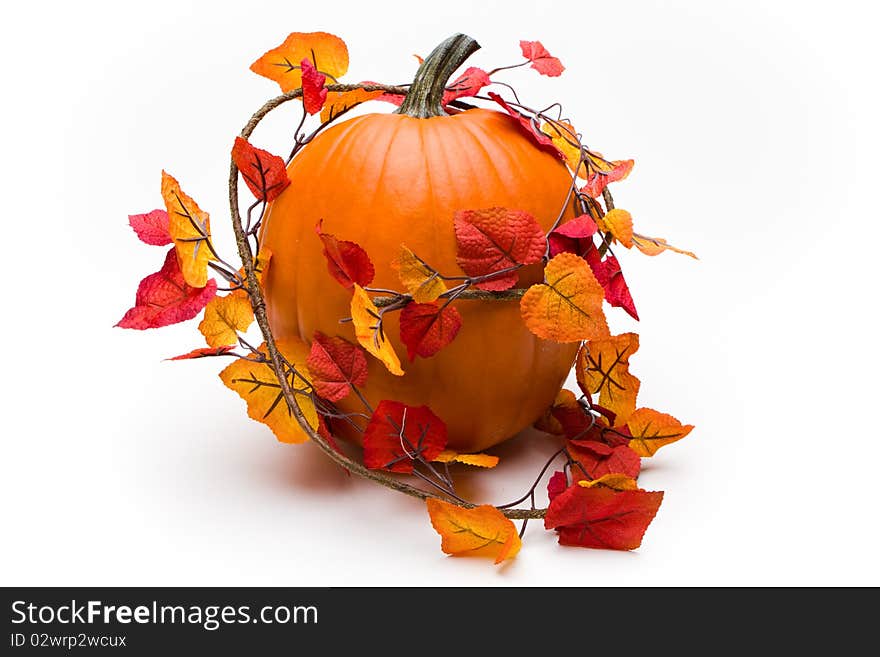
[301,58,328,115]
[453,207,546,290]
[551,400,597,441]
[116,248,217,330]
[231,137,291,202]
[487,92,559,153]
[306,331,368,402]
[519,40,565,77]
[399,302,462,360]
[442,67,491,106]
[568,439,641,480]
[584,248,639,320]
[129,209,171,246]
[315,220,375,288]
[167,345,235,360]
[547,470,567,503]
[580,159,634,198]
[363,401,448,473]
[548,214,598,258]
[545,484,663,550]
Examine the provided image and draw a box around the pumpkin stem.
[397,33,481,118]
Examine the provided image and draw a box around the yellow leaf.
[632,233,698,259]
[238,249,272,293]
[391,245,447,303]
[520,253,609,343]
[426,499,520,564]
[577,474,639,491]
[198,293,254,347]
[541,120,585,176]
[598,209,634,248]
[321,88,384,123]
[161,170,212,288]
[433,450,499,468]
[626,408,694,457]
[250,32,349,92]
[576,333,641,424]
[350,285,404,376]
[219,339,317,443]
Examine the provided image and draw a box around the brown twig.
[227,83,547,521]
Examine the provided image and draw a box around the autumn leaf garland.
[117,30,697,563]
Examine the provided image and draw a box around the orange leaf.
[168,345,236,361]
[321,88,384,123]
[520,253,609,342]
[231,138,290,202]
[392,245,446,303]
[198,292,254,348]
[219,340,317,444]
[161,171,212,288]
[433,450,499,468]
[350,285,403,376]
[625,408,694,457]
[580,157,634,198]
[577,473,639,491]
[598,209,634,248]
[576,333,640,424]
[632,233,698,259]
[426,499,520,564]
[541,120,584,175]
[250,31,349,92]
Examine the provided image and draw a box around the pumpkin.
[260,35,579,452]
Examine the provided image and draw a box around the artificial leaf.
[219,339,317,443]
[520,252,609,342]
[584,249,639,321]
[363,401,447,473]
[632,233,698,259]
[577,474,639,491]
[161,170,212,288]
[399,302,462,360]
[598,209,634,248]
[545,484,663,550]
[350,285,403,375]
[241,248,273,292]
[198,292,254,347]
[306,331,368,402]
[487,92,558,151]
[548,214,598,258]
[547,470,567,503]
[321,88,384,123]
[168,345,236,361]
[250,31,349,92]
[434,450,499,468]
[534,388,575,435]
[520,39,565,77]
[576,333,640,423]
[442,67,491,106]
[541,120,584,174]
[129,209,171,246]
[116,248,216,330]
[391,245,447,303]
[316,221,375,288]
[568,439,641,480]
[426,499,520,564]
[300,58,328,115]
[580,157,634,198]
[231,137,290,202]
[453,207,546,291]
[626,408,694,457]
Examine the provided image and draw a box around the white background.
[2,0,878,586]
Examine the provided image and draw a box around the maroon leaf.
[399,302,462,361]
[520,40,565,77]
[568,439,641,480]
[315,220,375,288]
[548,214,598,258]
[307,331,368,402]
[129,209,171,246]
[545,484,663,550]
[453,207,546,291]
[116,248,217,330]
[231,137,290,202]
[363,401,448,473]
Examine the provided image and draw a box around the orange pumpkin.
[261,35,578,452]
